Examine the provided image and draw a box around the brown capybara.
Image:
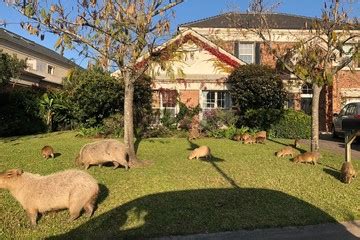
[293,151,321,165]
[243,136,256,144]
[0,169,99,225]
[340,162,357,184]
[76,139,129,170]
[276,146,295,157]
[188,146,211,160]
[233,134,242,141]
[255,131,267,139]
[240,133,251,141]
[41,145,54,159]
[256,136,266,144]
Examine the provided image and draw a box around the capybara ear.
[6,169,23,178]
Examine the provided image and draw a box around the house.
[0,28,78,88]
[150,13,360,132]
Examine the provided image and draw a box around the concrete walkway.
[158,221,360,240]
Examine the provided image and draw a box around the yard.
[0,131,359,239]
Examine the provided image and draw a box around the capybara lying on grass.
[243,136,256,144]
[255,131,267,139]
[188,146,211,160]
[233,134,242,141]
[256,136,266,144]
[341,162,357,184]
[76,139,129,170]
[41,145,54,159]
[276,146,295,157]
[241,133,251,141]
[0,169,99,225]
[293,151,321,165]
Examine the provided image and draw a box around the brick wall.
[179,90,199,107]
[332,71,360,113]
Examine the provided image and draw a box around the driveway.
[302,134,360,160]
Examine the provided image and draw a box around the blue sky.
[0,0,359,68]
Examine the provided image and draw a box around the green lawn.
[0,131,359,239]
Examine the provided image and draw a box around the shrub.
[102,113,124,137]
[239,108,283,130]
[201,109,239,131]
[176,102,201,130]
[228,64,287,114]
[142,125,173,138]
[0,88,46,136]
[270,109,311,139]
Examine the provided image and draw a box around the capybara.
[256,136,266,144]
[341,162,357,184]
[188,146,211,160]
[233,134,242,141]
[255,131,267,139]
[243,136,256,144]
[76,139,129,170]
[276,146,295,157]
[41,145,54,159]
[0,169,99,225]
[240,133,251,141]
[293,151,321,165]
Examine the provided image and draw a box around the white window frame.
[238,43,255,64]
[152,89,178,124]
[47,64,55,75]
[202,91,232,111]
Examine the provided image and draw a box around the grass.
[0,131,359,239]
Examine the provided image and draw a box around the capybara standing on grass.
[293,151,321,165]
[0,169,99,226]
[341,162,357,184]
[188,146,211,160]
[255,131,267,139]
[256,136,266,144]
[276,146,295,157]
[41,145,54,159]
[76,139,129,170]
[243,136,256,144]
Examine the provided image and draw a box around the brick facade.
[179,90,200,107]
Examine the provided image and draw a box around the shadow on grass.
[323,168,341,181]
[53,153,62,158]
[268,138,307,154]
[46,188,357,240]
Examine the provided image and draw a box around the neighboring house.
[149,13,360,132]
[0,28,78,88]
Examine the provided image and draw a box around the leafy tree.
[0,50,26,86]
[7,0,184,166]
[232,0,360,151]
[62,67,152,129]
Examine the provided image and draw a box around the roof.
[180,12,359,30]
[134,29,245,70]
[0,28,78,68]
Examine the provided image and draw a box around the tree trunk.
[123,75,141,167]
[311,84,322,152]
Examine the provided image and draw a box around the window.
[345,104,356,116]
[26,58,37,71]
[301,83,312,115]
[152,89,177,124]
[47,65,55,75]
[237,43,255,64]
[202,91,231,110]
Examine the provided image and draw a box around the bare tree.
[4,0,184,165]
[230,0,359,151]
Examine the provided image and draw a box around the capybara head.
[0,169,23,189]
[188,152,196,160]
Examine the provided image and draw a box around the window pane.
[238,43,254,64]
[203,91,215,109]
[162,90,177,108]
[239,55,253,64]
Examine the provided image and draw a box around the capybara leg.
[113,161,120,169]
[85,164,90,170]
[26,208,38,226]
[84,203,94,217]
[51,153,54,159]
[124,163,129,171]
[98,163,102,168]
[69,203,82,221]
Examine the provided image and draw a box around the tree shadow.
[269,139,307,154]
[46,188,357,240]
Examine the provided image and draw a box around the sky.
[0,0,359,68]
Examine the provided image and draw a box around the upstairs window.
[47,65,55,75]
[26,58,37,71]
[237,43,255,64]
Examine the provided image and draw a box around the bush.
[240,108,283,130]
[0,88,46,136]
[228,64,287,113]
[176,102,201,130]
[270,109,311,139]
[201,109,239,131]
[102,113,124,137]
